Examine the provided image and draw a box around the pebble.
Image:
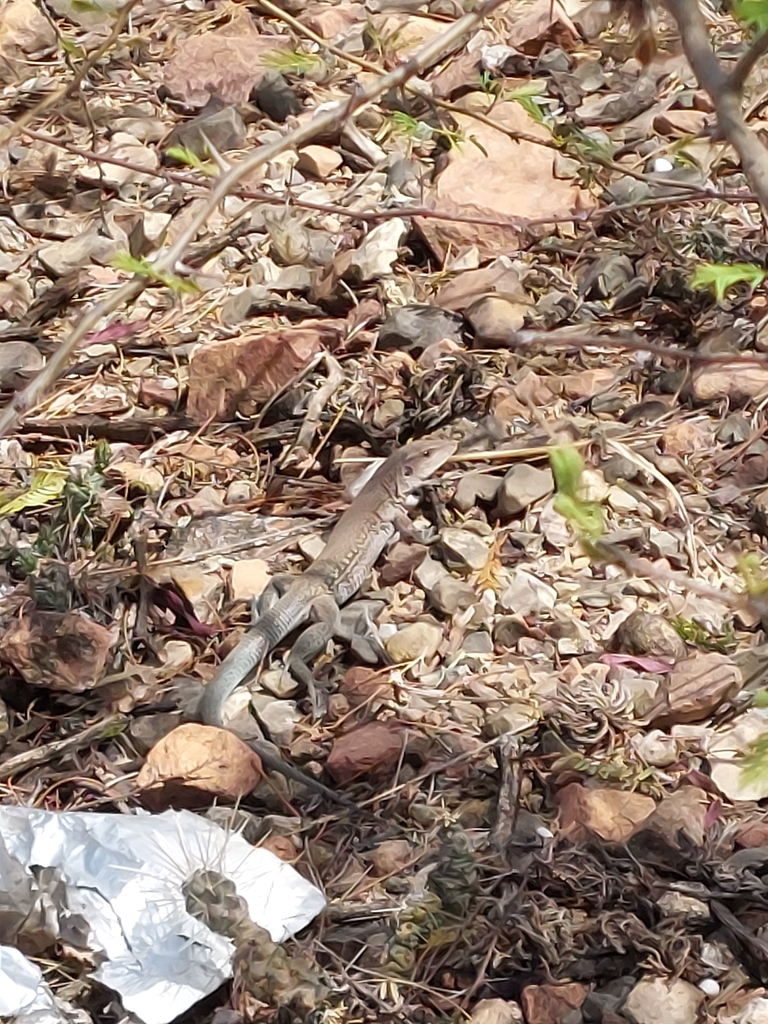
[297,144,343,178]
[454,471,502,512]
[496,464,554,517]
[440,526,492,571]
[385,620,443,663]
[623,977,703,1024]
[166,103,246,158]
[466,295,528,346]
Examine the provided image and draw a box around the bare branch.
[663,0,768,212]
[0,0,509,439]
[731,25,768,93]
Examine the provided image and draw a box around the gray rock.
[440,527,491,571]
[496,464,553,517]
[0,341,43,385]
[461,631,493,654]
[454,471,501,512]
[500,569,556,616]
[253,72,302,121]
[166,103,246,159]
[378,304,467,352]
[38,232,118,276]
[493,616,529,647]
[129,713,181,755]
[430,575,478,615]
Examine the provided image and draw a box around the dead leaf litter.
[6,0,768,1020]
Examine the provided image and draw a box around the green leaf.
[550,446,605,540]
[507,82,548,124]
[550,445,585,499]
[0,470,67,516]
[691,261,767,301]
[165,146,216,175]
[734,0,768,30]
[111,252,199,295]
[262,49,325,76]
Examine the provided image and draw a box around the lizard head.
[385,437,456,498]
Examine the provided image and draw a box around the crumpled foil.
[0,806,326,1024]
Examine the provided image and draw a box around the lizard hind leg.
[288,593,342,720]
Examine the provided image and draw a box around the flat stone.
[0,340,43,385]
[440,527,492,571]
[297,144,343,178]
[454,471,502,512]
[167,103,246,158]
[496,464,554,517]
[624,977,703,1024]
[467,295,528,346]
[385,620,443,663]
[38,231,118,276]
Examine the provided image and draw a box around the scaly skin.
[197,438,456,807]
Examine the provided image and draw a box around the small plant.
[262,48,326,77]
[690,261,768,301]
[550,446,606,541]
[111,252,199,295]
[507,81,550,125]
[165,146,217,176]
[672,616,735,653]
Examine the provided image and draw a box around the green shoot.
[111,252,199,295]
[550,446,606,541]
[691,261,768,301]
[262,49,326,76]
[165,146,217,176]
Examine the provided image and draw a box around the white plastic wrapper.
[0,944,67,1024]
[0,807,326,1024]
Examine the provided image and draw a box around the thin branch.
[0,0,509,439]
[731,25,768,94]
[663,0,768,213]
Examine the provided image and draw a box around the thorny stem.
[0,0,510,439]
[663,0,768,213]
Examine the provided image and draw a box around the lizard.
[196,437,457,809]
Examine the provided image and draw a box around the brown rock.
[557,782,656,842]
[607,610,688,662]
[521,982,587,1024]
[693,363,768,403]
[467,295,528,346]
[736,820,768,848]
[1,610,114,692]
[162,13,284,106]
[297,145,343,178]
[137,723,262,809]
[326,720,408,783]
[339,666,395,708]
[300,3,361,39]
[415,102,593,262]
[644,652,741,728]
[436,263,528,311]
[187,320,346,422]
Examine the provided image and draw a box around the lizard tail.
[197,629,268,727]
